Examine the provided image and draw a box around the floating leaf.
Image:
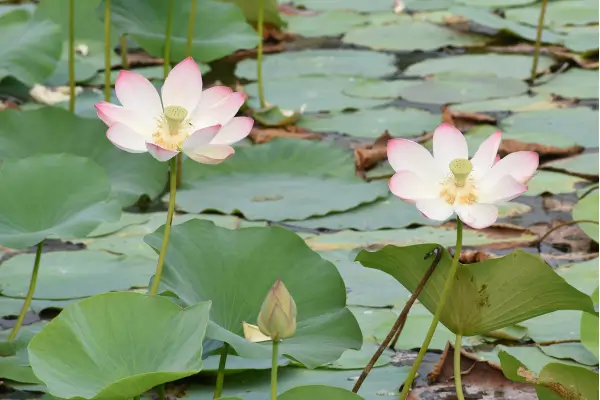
[220,0,284,26]
[0,154,119,249]
[170,139,388,221]
[283,10,379,38]
[290,0,395,12]
[343,20,490,51]
[278,385,364,400]
[356,245,595,335]
[580,287,599,360]
[573,190,599,242]
[28,292,211,399]
[534,69,599,99]
[452,95,558,113]
[0,108,167,207]
[539,342,597,366]
[456,0,536,7]
[236,49,397,80]
[343,80,418,99]
[543,153,599,180]
[144,220,363,368]
[109,0,258,63]
[505,0,598,27]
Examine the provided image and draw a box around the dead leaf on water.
[442,106,496,133]
[249,126,322,144]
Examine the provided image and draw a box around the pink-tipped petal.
[389,171,439,202]
[211,117,254,145]
[470,131,501,179]
[482,151,539,187]
[387,138,445,181]
[162,57,203,113]
[455,203,498,229]
[191,92,246,129]
[146,143,179,162]
[182,125,221,150]
[478,175,528,204]
[196,86,233,109]
[115,70,162,117]
[432,123,468,173]
[416,198,454,221]
[106,123,148,153]
[94,102,155,136]
[493,155,500,165]
[184,144,235,165]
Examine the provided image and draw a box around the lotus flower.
[257,279,297,341]
[387,124,538,229]
[95,57,253,164]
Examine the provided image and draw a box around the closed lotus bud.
[257,279,297,341]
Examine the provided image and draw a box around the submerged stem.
[163,0,175,79]
[537,219,599,246]
[120,35,129,69]
[454,334,465,400]
[256,0,266,108]
[270,340,279,400]
[103,0,111,102]
[68,0,75,112]
[148,157,178,296]
[213,343,230,399]
[398,219,464,400]
[9,241,44,341]
[530,0,549,81]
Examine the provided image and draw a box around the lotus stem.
[163,0,175,78]
[213,343,230,399]
[9,241,44,341]
[398,218,464,400]
[270,340,279,400]
[68,0,75,112]
[148,157,177,296]
[530,0,549,81]
[120,35,129,69]
[185,0,197,57]
[454,334,465,400]
[156,384,165,400]
[256,0,266,108]
[103,0,111,101]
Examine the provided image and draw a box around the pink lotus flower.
[387,124,538,229]
[95,57,253,164]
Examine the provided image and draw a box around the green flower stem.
[163,0,175,79]
[156,384,165,400]
[103,0,111,102]
[120,35,129,69]
[270,340,280,400]
[398,218,464,400]
[9,241,44,341]
[256,0,267,108]
[133,397,140,400]
[148,157,177,296]
[185,0,197,57]
[68,0,75,112]
[213,343,230,399]
[454,334,465,400]
[530,0,548,81]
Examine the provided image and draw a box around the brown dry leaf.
[278,3,318,16]
[442,106,496,132]
[0,99,20,111]
[530,221,594,253]
[486,44,599,70]
[440,221,539,249]
[459,250,496,264]
[225,42,286,64]
[354,131,393,179]
[249,126,322,144]
[499,138,583,158]
[125,51,163,67]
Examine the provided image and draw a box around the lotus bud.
[257,279,297,341]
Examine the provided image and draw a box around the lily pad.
[0,11,62,86]
[0,108,168,207]
[343,80,420,99]
[504,0,598,28]
[581,288,599,361]
[403,54,555,80]
[283,11,376,38]
[0,251,153,299]
[499,108,599,148]
[534,69,599,99]
[397,72,528,104]
[290,0,395,12]
[170,139,389,221]
[456,0,536,7]
[0,154,119,249]
[560,26,599,54]
[343,20,490,51]
[220,0,284,26]
[543,153,599,179]
[556,259,599,295]
[452,95,558,113]
[298,108,439,138]
[539,342,598,366]
[356,245,595,336]
[236,49,397,80]
[109,0,258,63]
[144,220,363,368]
[573,189,599,242]
[278,386,364,400]
[28,292,211,399]
[245,76,387,112]
[521,310,586,343]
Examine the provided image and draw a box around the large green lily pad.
[403,54,555,79]
[0,251,153,299]
[0,154,119,249]
[342,20,490,51]
[505,0,598,28]
[499,108,599,148]
[560,26,599,54]
[356,244,595,335]
[397,72,528,104]
[283,11,396,38]
[220,0,283,26]
[144,220,363,368]
[342,80,420,99]
[0,11,62,86]
[543,153,599,179]
[581,288,599,361]
[236,49,397,80]
[244,76,387,112]
[556,258,599,295]
[170,139,388,221]
[298,108,439,138]
[109,0,258,63]
[278,386,364,400]
[572,189,599,242]
[290,0,395,12]
[452,95,558,113]
[0,108,168,207]
[534,69,599,99]
[28,292,211,399]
